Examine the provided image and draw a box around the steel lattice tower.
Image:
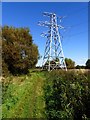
[38,12,67,71]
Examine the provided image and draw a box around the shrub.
[2,60,10,77]
[44,70,90,120]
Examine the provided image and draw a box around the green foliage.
[2,72,45,118]
[2,26,39,75]
[44,58,60,70]
[2,60,10,77]
[86,59,90,69]
[2,70,90,119]
[76,65,86,69]
[44,70,90,120]
[65,58,75,69]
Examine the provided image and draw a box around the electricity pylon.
[38,12,67,71]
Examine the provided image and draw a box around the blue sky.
[2,2,88,66]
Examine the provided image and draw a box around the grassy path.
[2,71,46,118]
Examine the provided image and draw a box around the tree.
[76,65,85,69]
[65,58,75,69]
[76,65,81,69]
[0,27,2,76]
[86,59,90,69]
[2,26,39,75]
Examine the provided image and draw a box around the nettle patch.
[44,70,90,120]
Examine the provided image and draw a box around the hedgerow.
[44,70,90,120]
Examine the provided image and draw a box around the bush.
[44,70,90,120]
[2,60,10,77]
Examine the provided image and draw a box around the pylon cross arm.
[38,12,67,71]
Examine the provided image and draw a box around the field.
[2,69,90,119]
[2,70,45,118]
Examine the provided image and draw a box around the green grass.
[2,71,46,118]
[2,69,89,119]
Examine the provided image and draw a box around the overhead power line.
[62,30,89,47]
[38,12,67,71]
[65,6,88,19]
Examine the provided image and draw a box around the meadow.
[2,69,90,119]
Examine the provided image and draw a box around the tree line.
[1,26,90,76]
[38,58,90,69]
[65,58,90,69]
